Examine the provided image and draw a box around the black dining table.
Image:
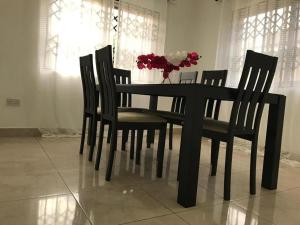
[112,83,286,208]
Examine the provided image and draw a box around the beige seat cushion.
[97,107,150,114]
[118,112,166,123]
[153,110,184,121]
[118,107,150,113]
[203,117,229,133]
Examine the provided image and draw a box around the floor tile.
[0,194,91,225]
[141,179,223,212]
[234,188,300,225]
[74,185,172,225]
[1,136,299,225]
[0,137,42,151]
[0,172,70,202]
[123,214,188,225]
[197,169,275,200]
[177,202,274,225]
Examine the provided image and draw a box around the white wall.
[154,0,223,111]
[165,0,223,75]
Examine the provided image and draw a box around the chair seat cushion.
[118,107,151,113]
[152,110,184,122]
[97,107,150,114]
[118,112,166,123]
[203,118,229,133]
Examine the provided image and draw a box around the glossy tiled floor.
[0,135,299,225]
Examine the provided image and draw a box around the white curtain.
[38,0,114,132]
[38,0,166,132]
[42,0,114,75]
[113,0,167,83]
[217,0,300,160]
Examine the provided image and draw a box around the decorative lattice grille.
[230,0,300,86]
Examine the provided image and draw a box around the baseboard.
[0,128,41,137]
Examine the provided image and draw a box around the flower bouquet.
[136,51,200,83]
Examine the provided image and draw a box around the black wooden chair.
[168,71,198,149]
[79,54,99,159]
[146,71,198,149]
[150,70,227,150]
[107,68,149,152]
[202,50,278,200]
[94,45,167,181]
[80,56,149,162]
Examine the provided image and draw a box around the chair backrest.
[171,71,198,114]
[113,68,132,108]
[95,45,117,121]
[79,54,98,114]
[179,71,199,84]
[201,70,228,120]
[229,50,278,133]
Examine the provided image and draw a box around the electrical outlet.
[6,98,21,107]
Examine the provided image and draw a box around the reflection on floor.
[0,135,299,225]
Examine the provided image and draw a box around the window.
[43,0,161,81]
[230,0,300,86]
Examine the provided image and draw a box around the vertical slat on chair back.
[229,50,278,132]
[95,45,117,120]
[201,70,228,120]
[79,54,97,114]
[171,71,198,114]
[113,68,132,108]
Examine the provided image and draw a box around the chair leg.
[121,129,129,151]
[95,121,105,170]
[88,116,98,161]
[157,125,167,178]
[147,130,152,148]
[137,129,144,150]
[211,140,220,176]
[92,116,98,146]
[147,130,155,148]
[224,139,234,201]
[87,117,93,145]
[250,138,258,195]
[130,130,135,160]
[136,130,144,165]
[125,129,129,142]
[107,124,112,143]
[79,115,87,154]
[105,124,117,181]
[169,123,173,150]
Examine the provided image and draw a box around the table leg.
[262,95,286,189]
[177,96,205,207]
[147,96,158,148]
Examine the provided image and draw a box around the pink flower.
[173,65,180,71]
[137,62,145,69]
[147,53,155,60]
[136,51,200,79]
[182,60,191,67]
[147,63,153,70]
[179,61,185,67]
[137,55,148,64]
[190,60,198,65]
[188,52,199,61]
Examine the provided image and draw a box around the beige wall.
[0,0,41,128]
